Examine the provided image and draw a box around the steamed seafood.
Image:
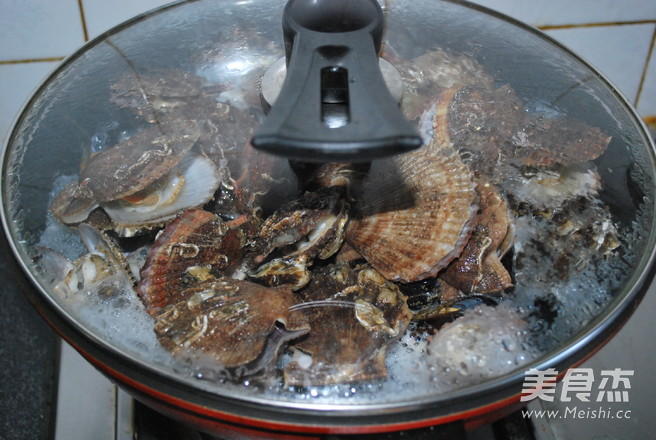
[284,264,412,386]
[138,209,253,315]
[154,278,309,376]
[346,148,477,282]
[37,51,618,393]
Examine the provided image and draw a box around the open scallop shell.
[80,120,199,202]
[284,264,412,386]
[50,181,99,224]
[101,153,220,227]
[346,149,477,283]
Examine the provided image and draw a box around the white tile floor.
[1,0,655,147]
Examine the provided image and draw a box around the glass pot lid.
[2,0,655,410]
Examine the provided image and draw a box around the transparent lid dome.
[2,0,655,410]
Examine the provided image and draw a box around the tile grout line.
[634,25,656,109]
[0,57,65,65]
[539,19,656,31]
[77,0,90,42]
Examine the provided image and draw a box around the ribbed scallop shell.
[429,84,611,174]
[284,264,412,386]
[345,149,477,282]
[154,278,309,370]
[441,183,513,294]
[137,209,247,315]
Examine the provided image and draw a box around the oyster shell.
[138,209,252,315]
[154,278,309,374]
[346,149,477,282]
[284,264,412,386]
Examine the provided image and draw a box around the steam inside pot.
[4,0,652,406]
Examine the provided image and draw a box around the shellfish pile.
[39,48,619,390]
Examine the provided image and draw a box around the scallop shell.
[137,209,248,315]
[511,115,611,167]
[252,188,345,263]
[109,70,204,116]
[80,120,199,202]
[441,183,513,294]
[50,181,99,224]
[154,278,309,370]
[284,264,412,386]
[247,255,311,291]
[345,149,477,283]
[37,224,132,302]
[397,48,494,120]
[101,153,221,227]
[430,84,611,175]
[430,84,525,176]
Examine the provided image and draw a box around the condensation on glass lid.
[29,38,648,404]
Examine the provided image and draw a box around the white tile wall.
[1,0,655,147]
[470,0,656,27]
[638,42,656,116]
[0,0,84,61]
[544,23,655,103]
[82,0,173,39]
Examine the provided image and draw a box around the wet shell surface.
[138,209,248,315]
[429,83,611,177]
[346,149,477,282]
[80,120,199,202]
[284,264,412,386]
[154,278,309,371]
[441,183,513,294]
[101,153,221,227]
[397,48,494,120]
[50,181,99,224]
[252,188,346,263]
[37,223,132,302]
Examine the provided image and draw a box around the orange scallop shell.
[345,149,477,283]
[154,279,309,369]
[137,209,247,315]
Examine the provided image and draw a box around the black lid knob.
[251,0,422,162]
